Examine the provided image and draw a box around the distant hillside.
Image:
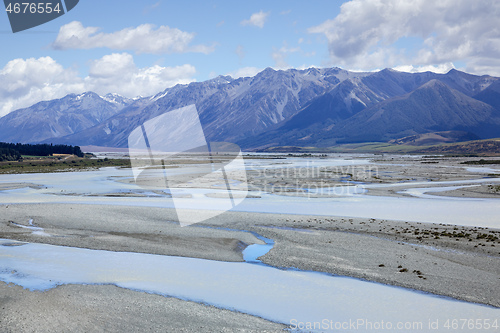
[0,92,133,144]
[417,139,500,155]
[1,67,499,150]
[388,131,480,146]
[44,68,352,147]
[241,74,500,149]
[331,80,500,143]
[474,80,500,111]
[258,138,500,156]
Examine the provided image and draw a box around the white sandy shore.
[0,155,499,331]
[1,203,499,308]
[0,283,285,333]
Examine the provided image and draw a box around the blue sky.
[0,1,343,78]
[1,0,499,116]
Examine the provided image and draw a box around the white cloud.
[296,64,320,71]
[52,21,215,54]
[0,54,196,117]
[227,67,263,79]
[0,57,84,117]
[309,0,500,75]
[393,63,455,74]
[85,53,196,97]
[241,11,270,28]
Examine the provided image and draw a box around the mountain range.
[0,67,499,150]
[0,92,133,144]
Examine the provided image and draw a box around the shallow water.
[401,184,482,199]
[1,164,500,228]
[241,232,274,264]
[1,159,500,330]
[466,166,500,174]
[0,238,498,331]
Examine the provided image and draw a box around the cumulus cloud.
[52,21,215,54]
[393,63,456,74]
[85,53,196,97]
[0,57,84,117]
[309,0,500,75]
[0,54,196,117]
[241,11,270,28]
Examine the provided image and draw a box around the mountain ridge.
[1,67,499,151]
[44,67,361,147]
[0,92,134,144]
[237,72,500,149]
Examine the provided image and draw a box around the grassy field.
[260,138,500,156]
[0,155,131,174]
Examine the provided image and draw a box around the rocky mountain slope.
[46,67,363,147]
[239,70,500,149]
[0,92,133,144]
[1,67,499,150]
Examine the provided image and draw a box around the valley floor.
[0,154,499,331]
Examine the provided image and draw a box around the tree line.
[0,148,22,161]
[0,142,84,161]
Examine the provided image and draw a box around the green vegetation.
[0,156,130,174]
[461,159,500,165]
[0,142,84,162]
[488,185,500,193]
[259,138,500,156]
[0,147,21,161]
[261,142,432,154]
